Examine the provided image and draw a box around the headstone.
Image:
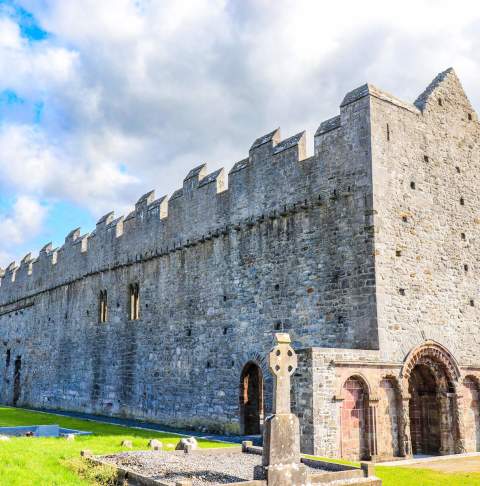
[258,333,309,486]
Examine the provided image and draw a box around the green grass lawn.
[1,407,480,486]
[310,456,480,486]
[374,465,480,486]
[0,406,231,486]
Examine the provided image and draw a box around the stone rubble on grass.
[121,440,133,448]
[148,439,163,450]
[175,437,198,451]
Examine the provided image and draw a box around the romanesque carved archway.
[400,342,464,456]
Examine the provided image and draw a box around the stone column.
[400,394,412,458]
[438,393,451,455]
[453,392,466,454]
[368,399,379,460]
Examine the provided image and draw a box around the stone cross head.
[269,333,297,414]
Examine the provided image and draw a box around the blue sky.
[0,0,479,267]
[0,0,96,263]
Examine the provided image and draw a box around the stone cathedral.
[0,68,479,461]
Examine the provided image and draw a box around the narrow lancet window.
[129,283,140,321]
[99,290,108,323]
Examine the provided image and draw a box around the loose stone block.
[148,439,162,450]
[175,437,198,451]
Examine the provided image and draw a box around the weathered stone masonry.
[0,68,479,460]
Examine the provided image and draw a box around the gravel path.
[101,450,319,485]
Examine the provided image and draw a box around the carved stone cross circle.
[269,333,298,377]
[269,333,297,414]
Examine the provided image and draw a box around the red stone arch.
[400,341,461,393]
[339,374,373,460]
[400,341,463,455]
[336,372,376,401]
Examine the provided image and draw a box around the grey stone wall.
[1,68,476,456]
[0,96,376,435]
[370,68,480,364]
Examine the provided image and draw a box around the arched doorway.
[341,377,370,460]
[408,364,441,454]
[239,362,264,435]
[402,342,462,456]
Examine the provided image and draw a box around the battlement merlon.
[1,68,476,303]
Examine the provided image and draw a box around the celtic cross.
[269,333,297,414]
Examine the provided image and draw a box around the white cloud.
[0,124,140,215]
[0,0,480,266]
[0,196,47,267]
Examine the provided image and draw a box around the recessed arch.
[340,375,371,460]
[336,372,375,401]
[239,361,264,435]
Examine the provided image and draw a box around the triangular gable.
[414,68,476,118]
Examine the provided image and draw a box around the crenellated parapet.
[1,68,468,306]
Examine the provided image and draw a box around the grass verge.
[0,406,231,486]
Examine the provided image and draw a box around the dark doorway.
[240,362,263,435]
[13,356,21,406]
[409,364,441,454]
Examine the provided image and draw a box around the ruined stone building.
[0,68,479,461]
